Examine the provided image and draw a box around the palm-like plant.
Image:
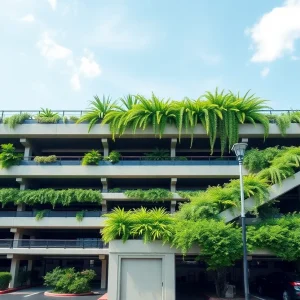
[77,95,117,132]
[38,108,59,118]
[102,208,133,243]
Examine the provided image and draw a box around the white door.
[120,258,162,300]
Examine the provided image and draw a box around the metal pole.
[239,160,249,300]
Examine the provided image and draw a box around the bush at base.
[44,267,96,294]
[0,272,12,290]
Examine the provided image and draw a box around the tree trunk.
[214,268,227,298]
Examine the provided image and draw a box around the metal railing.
[0,239,106,249]
[0,211,103,218]
[20,155,237,166]
[0,109,299,119]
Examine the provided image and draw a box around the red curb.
[0,285,32,295]
[98,293,108,300]
[44,291,94,297]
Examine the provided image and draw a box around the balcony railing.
[0,109,297,119]
[19,155,238,166]
[0,211,103,218]
[0,239,107,249]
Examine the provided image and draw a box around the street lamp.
[231,142,249,300]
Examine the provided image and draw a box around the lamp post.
[231,142,249,300]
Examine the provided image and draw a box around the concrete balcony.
[0,123,298,138]
[0,215,106,228]
[0,163,244,178]
[0,239,108,256]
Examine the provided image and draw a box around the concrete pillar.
[20,138,33,161]
[9,258,20,288]
[101,259,107,289]
[170,201,176,214]
[101,178,108,193]
[171,178,177,192]
[171,138,177,158]
[16,178,28,191]
[102,200,107,213]
[101,139,109,157]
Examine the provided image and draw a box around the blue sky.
[1,0,300,109]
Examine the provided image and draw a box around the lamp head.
[231,142,248,162]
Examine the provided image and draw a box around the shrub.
[36,109,61,124]
[144,148,169,160]
[3,113,31,129]
[76,211,84,222]
[82,150,102,165]
[35,210,49,220]
[69,116,80,122]
[105,151,121,164]
[109,188,122,193]
[34,155,57,164]
[125,188,173,202]
[0,143,22,169]
[0,272,12,290]
[44,267,95,294]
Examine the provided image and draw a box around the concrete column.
[101,178,108,193]
[171,138,177,158]
[101,259,107,289]
[170,201,176,214]
[102,200,107,213]
[171,178,177,192]
[101,139,109,157]
[9,258,20,288]
[20,138,33,161]
[16,178,28,211]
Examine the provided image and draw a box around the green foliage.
[0,143,22,169]
[175,175,269,221]
[82,150,102,165]
[3,113,31,129]
[144,148,170,160]
[105,151,121,164]
[34,155,57,164]
[77,95,117,132]
[125,188,173,202]
[109,188,122,193]
[101,89,269,154]
[36,108,61,123]
[172,219,243,270]
[35,210,49,221]
[177,190,204,200]
[76,211,85,222]
[69,116,80,122]
[248,214,300,261]
[102,207,174,244]
[0,188,102,208]
[257,201,280,219]
[0,272,12,290]
[44,267,95,294]
[256,146,300,185]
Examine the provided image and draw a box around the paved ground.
[1,287,105,300]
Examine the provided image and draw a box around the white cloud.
[70,74,81,91]
[260,67,270,77]
[79,56,101,78]
[20,14,35,22]
[89,15,151,50]
[48,0,57,10]
[37,33,72,61]
[248,0,300,62]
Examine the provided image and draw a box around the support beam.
[102,200,107,213]
[170,200,176,214]
[101,259,107,289]
[171,138,177,158]
[101,139,109,157]
[9,257,20,288]
[20,138,33,161]
[171,178,177,192]
[101,178,108,193]
[16,178,28,191]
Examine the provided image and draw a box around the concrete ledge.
[44,291,94,297]
[0,123,298,138]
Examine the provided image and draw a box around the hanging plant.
[76,210,85,222]
[3,113,32,129]
[35,210,49,221]
[125,188,173,202]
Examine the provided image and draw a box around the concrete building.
[0,116,300,299]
